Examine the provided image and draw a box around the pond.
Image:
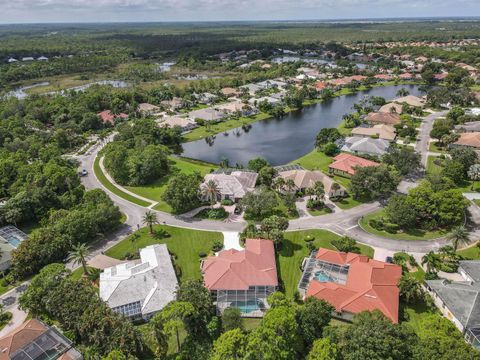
[181,84,424,166]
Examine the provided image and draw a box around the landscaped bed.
[360,209,449,241]
[279,229,374,298]
[105,225,223,281]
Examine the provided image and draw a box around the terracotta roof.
[374,74,393,81]
[378,102,403,114]
[0,319,47,360]
[314,81,328,90]
[97,110,128,124]
[277,170,345,194]
[398,72,414,79]
[434,73,448,80]
[138,103,160,112]
[328,153,380,176]
[453,132,480,148]
[350,124,396,141]
[393,95,426,108]
[306,248,402,323]
[365,112,401,125]
[202,239,278,290]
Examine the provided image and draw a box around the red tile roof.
[328,153,380,176]
[0,319,51,360]
[97,110,128,124]
[314,81,328,90]
[202,239,278,290]
[374,74,393,81]
[398,72,414,79]
[306,248,402,323]
[434,73,448,80]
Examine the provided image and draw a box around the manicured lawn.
[403,301,433,336]
[332,195,364,210]
[183,113,272,142]
[292,149,351,189]
[360,209,449,241]
[279,230,374,298]
[426,155,443,175]
[127,157,217,213]
[94,157,151,207]
[428,142,445,154]
[457,243,480,259]
[105,225,223,281]
[69,266,95,281]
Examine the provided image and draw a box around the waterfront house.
[299,248,401,323]
[328,153,380,177]
[341,136,390,156]
[201,169,258,202]
[393,95,426,108]
[158,116,197,131]
[99,244,178,320]
[201,238,278,317]
[365,112,401,126]
[188,107,225,122]
[378,102,403,114]
[351,124,396,141]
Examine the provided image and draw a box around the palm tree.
[143,210,158,234]
[285,179,296,193]
[468,164,480,191]
[68,243,91,275]
[398,276,422,304]
[130,232,140,255]
[313,181,325,200]
[273,177,285,192]
[421,251,441,274]
[331,182,341,197]
[449,225,469,251]
[202,180,220,205]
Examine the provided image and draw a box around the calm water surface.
[181,85,423,166]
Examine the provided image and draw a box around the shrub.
[369,219,384,231]
[211,239,224,252]
[307,198,324,209]
[304,235,315,242]
[220,199,234,206]
[198,252,207,258]
[384,223,400,233]
[306,242,316,252]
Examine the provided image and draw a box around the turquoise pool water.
[230,300,261,313]
[314,271,333,282]
[7,237,21,247]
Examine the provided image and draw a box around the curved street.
[75,112,469,254]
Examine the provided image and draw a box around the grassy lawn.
[183,113,271,142]
[403,301,433,335]
[126,157,217,213]
[457,243,480,259]
[426,155,443,175]
[332,195,364,210]
[428,142,445,154]
[94,156,151,207]
[243,318,262,331]
[292,149,351,189]
[360,209,449,241]
[475,199,480,207]
[279,229,374,298]
[308,207,333,216]
[105,225,223,281]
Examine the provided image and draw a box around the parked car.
[386,256,393,264]
[234,206,242,215]
[79,169,88,177]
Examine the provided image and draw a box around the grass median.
[93,156,151,207]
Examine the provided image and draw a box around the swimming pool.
[314,271,333,283]
[230,300,262,313]
[7,237,21,247]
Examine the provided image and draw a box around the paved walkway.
[222,232,242,251]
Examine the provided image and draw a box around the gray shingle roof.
[99,244,178,317]
[460,260,480,282]
[426,279,480,328]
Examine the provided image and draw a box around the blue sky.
[1,0,479,24]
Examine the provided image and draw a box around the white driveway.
[222,232,242,251]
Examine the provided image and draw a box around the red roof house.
[304,248,402,323]
[97,110,128,124]
[398,72,414,80]
[328,153,380,176]
[201,239,278,316]
[314,81,328,90]
[374,74,393,81]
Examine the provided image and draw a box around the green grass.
[183,113,271,142]
[243,318,262,331]
[69,266,95,281]
[403,301,433,335]
[457,243,480,259]
[331,195,364,210]
[428,142,445,154]
[426,155,443,175]
[105,225,223,281]
[360,209,448,241]
[475,199,480,207]
[279,229,374,298]
[138,322,187,357]
[126,156,217,213]
[291,149,352,189]
[94,157,151,207]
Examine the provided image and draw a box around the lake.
[181,84,423,166]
